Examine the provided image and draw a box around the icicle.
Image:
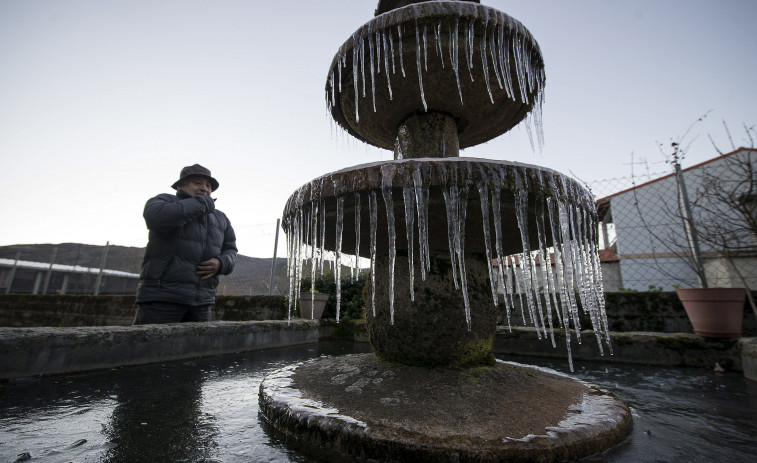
[382,30,393,100]
[457,186,471,329]
[310,202,319,316]
[381,164,397,324]
[412,167,429,280]
[285,218,294,321]
[513,169,544,336]
[295,208,305,325]
[534,193,556,347]
[338,53,343,93]
[369,190,378,317]
[398,23,406,77]
[352,34,360,122]
[442,186,459,289]
[403,185,416,301]
[553,177,581,344]
[389,27,396,74]
[422,24,428,71]
[375,31,381,74]
[335,196,345,323]
[434,20,440,58]
[354,192,361,282]
[368,32,376,113]
[415,20,428,112]
[512,250,529,327]
[489,24,503,90]
[500,24,514,101]
[450,19,463,105]
[546,195,571,328]
[491,186,512,328]
[360,35,366,98]
[319,198,326,276]
[480,20,494,103]
[304,207,312,314]
[329,71,336,107]
[479,182,498,305]
[464,18,474,82]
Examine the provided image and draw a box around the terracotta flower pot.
[675,288,746,338]
[299,293,330,320]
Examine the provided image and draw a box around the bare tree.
[694,123,757,315]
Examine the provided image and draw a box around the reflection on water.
[511,355,757,463]
[1,342,755,462]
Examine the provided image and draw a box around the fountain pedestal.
[367,253,496,367]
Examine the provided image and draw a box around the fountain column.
[394,111,459,158]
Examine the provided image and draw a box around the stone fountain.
[260,0,632,460]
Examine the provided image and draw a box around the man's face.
[177,175,213,196]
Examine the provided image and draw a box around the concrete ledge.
[494,327,751,371]
[742,338,757,382]
[0,320,319,380]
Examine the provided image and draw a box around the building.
[596,148,757,291]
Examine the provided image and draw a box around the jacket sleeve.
[218,216,238,275]
[143,194,213,231]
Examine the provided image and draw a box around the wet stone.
[259,354,633,462]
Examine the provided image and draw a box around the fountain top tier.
[326,0,545,151]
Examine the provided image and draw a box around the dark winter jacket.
[136,190,237,306]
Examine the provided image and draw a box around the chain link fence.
[588,149,757,292]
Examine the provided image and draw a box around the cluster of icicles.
[284,161,612,370]
[325,3,546,150]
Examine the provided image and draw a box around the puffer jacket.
[136,190,237,306]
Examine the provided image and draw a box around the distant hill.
[0,243,289,296]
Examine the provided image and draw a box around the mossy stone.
[365,252,497,367]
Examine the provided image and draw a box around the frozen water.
[326,4,545,147]
[283,160,611,369]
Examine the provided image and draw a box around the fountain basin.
[259,354,633,462]
[326,1,544,150]
[283,157,593,257]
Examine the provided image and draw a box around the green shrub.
[300,271,367,321]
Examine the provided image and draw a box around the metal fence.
[0,247,140,296]
[588,149,757,292]
[0,243,289,297]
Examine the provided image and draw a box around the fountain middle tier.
[283,158,611,369]
[283,158,595,258]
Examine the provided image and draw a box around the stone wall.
[0,294,288,327]
[1,292,755,336]
[500,291,757,336]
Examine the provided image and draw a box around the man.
[133,164,237,324]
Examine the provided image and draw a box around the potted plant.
[299,289,330,320]
[675,287,746,338]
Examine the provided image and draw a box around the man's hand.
[195,194,216,214]
[197,258,221,279]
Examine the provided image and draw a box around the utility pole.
[672,145,708,288]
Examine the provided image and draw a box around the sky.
[1,0,756,258]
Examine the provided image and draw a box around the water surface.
[1,342,755,462]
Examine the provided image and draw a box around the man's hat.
[171,164,220,191]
